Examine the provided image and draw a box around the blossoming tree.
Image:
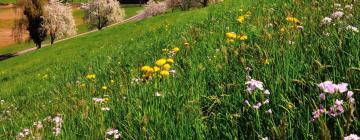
[44,0,77,45]
[83,0,125,30]
[144,0,168,17]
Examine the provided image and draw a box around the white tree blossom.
[144,0,168,17]
[44,0,76,44]
[83,0,125,30]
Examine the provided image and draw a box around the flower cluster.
[86,74,96,80]
[244,78,272,114]
[16,128,31,139]
[225,32,248,43]
[52,115,63,136]
[106,128,121,140]
[92,97,110,104]
[236,11,251,24]
[286,16,301,24]
[139,47,179,81]
[344,134,360,140]
[16,114,63,139]
[311,81,355,121]
[320,3,358,33]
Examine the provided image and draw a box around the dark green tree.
[14,0,47,48]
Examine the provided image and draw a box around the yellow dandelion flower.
[226,32,237,39]
[237,16,245,23]
[153,66,160,72]
[172,47,180,52]
[238,35,248,41]
[102,86,108,90]
[163,64,171,71]
[104,97,110,102]
[286,17,300,23]
[155,59,167,66]
[263,58,270,65]
[86,74,96,79]
[141,66,152,72]
[287,103,294,109]
[160,70,170,77]
[280,27,286,32]
[147,67,154,73]
[166,58,174,63]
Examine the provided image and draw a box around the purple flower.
[265,109,272,114]
[312,109,322,119]
[318,81,337,94]
[336,83,348,93]
[331,11,344,18]
[252,102,262,109]
[243,100,250,106]
[347,91,354,98]
[328,100,344,117]
[335,99,343,106]
[319,93,326,100]
[344,134,360,140]
[245,79,264,92]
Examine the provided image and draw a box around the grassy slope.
[1,0,360,139]
[0,6,208,139]
[0,6,143,55]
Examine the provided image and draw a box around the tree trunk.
[50,33,56,45]
[36,42,42,49]
[202,0,208,7]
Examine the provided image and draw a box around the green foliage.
[0,0,359,139]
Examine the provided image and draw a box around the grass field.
[0,0,359,139]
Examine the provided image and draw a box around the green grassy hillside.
[1,0,360,139]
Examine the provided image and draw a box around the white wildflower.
[346,25,359,33]
[101,107,111,111]
[331,11,344,18]
[345,4,353,10]
[154,91,162,97]
[106,128,121,140]
[321,17,332,25]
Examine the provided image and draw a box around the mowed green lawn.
[0,0,359,139]
[0,5,143,55]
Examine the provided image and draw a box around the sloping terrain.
[0,0,359,139]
